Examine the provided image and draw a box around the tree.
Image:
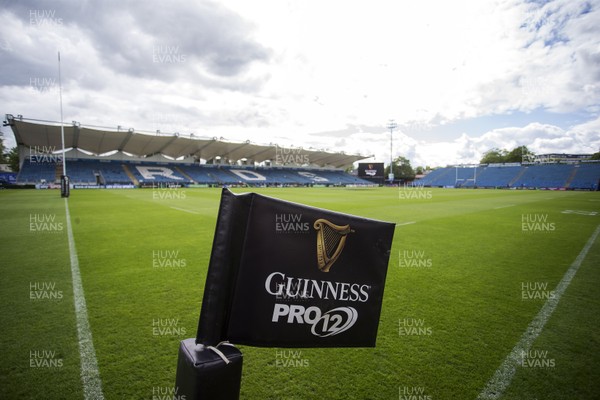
[0,135,6,164]
[480,148,507,164]
[505,145,534,163]
[590,152,600,160]
[480,146,535,164]
[384,156,415,181]
[7,147,19,172]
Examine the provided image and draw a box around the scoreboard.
[358,163,385,184]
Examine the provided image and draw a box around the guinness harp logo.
[313,219,354,272]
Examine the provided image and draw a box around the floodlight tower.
[387,119,397,184]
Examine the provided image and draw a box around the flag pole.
[58,51,69,197]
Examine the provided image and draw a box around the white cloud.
[1,0,598,167]
[394,118,600,167]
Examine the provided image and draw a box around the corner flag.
[196,188,395,348]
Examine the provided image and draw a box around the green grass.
[1,187,599,399]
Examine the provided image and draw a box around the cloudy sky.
[0,0,599,167]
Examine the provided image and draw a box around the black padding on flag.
[196,189,253,345]
[60,175,70,198]
[197,188,395,348]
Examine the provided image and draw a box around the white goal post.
[454,164,477,187]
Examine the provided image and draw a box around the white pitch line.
[65,199,105,400]
[396,221,416,226]
[477,224,600,400]
[170,206,200,214]
[494,204,515,209]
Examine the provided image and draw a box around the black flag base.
[174,339,243,400]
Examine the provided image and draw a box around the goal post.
[454,164,477,188]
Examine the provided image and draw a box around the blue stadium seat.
[17,159,58,183]
[475,166,523,188]
[20,158,595,189]
[414,163,600,190]
[512,164,573,188]
[568,163,600,190]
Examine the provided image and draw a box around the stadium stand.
[16,160,59,184]
[569,163,600,190]
[16,158,374,187]
[417,163,600,190]
[511,164,574,189]
[7,115,376,188]
[95,160,133,185]
[16,157,600,190]
[129,163,189,185]
[474,165,523,188]
[177,165,222,185]
[0,172,17,185]
[6,115,600,190]
[413,167,455,187]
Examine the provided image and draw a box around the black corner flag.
[176,188,395,398]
